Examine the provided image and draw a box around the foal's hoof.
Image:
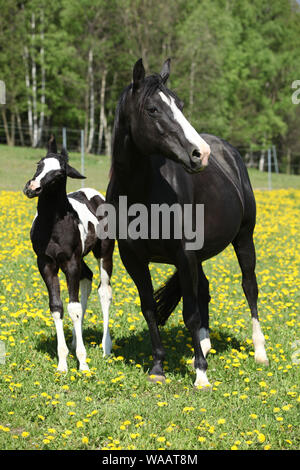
[194,383,212,392]
[147,374,166,384]
[255,356,269,366]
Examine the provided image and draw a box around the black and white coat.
[24,137,114,372]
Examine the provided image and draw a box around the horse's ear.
[47,134,57,154]
[66,164,86,179]
[132,58,145,92]
[160,58,171,84]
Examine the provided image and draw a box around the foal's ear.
[160,58,171,84]
[47,134,57,154]
[66,164,86,179]
[132,58,145,92]
[61,147,69,161]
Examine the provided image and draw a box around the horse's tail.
[154,270,182,326]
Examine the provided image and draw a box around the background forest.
[1,0,300,172]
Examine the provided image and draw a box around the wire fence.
[1,123,300,181]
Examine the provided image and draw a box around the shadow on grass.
[35,323,247,377]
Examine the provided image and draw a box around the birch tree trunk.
[87,48,95,154]
[189,61,196,120]
[30,13,38,147]
[1,108,12,145]
[23,45,33,145]
[37,10,45,146]
[10,112,15,146]
[259,150,265,172]
[16,108,25,146]
[97,68,107,154]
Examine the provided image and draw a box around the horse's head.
[121,58,210,173]
[23,135,85,198]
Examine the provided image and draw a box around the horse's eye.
[147,107,158,115]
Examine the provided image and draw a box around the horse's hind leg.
[72,260,93,350]
[198,264,211,358]
[97,255,113,356]
[233,227,269,365]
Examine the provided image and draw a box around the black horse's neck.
[111,122,151,204]
[37,181,70,220]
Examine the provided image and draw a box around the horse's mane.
[109,74,179,178]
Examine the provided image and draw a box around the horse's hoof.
[147,374,166,384]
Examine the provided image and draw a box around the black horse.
[106,58,268,388]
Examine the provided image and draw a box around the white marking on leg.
[194,368,211,389]
[252,318,269,365]
[52,311,68,372]
[72,278,92,350]
[159,91,211,165]
[98,260,112,356]
[68,302,89,371]
[200,327,211,358]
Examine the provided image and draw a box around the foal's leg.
[177,252,211,388]
[63,256,89,371]
[97,256,113,356]
[72,260,93,350]
[37,256,68,372]
[233,227,269,365]
[119,242,165,381]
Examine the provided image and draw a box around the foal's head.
[23,135,85,199]
[118,58,210,173]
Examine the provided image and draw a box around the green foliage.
[0,0,300,158]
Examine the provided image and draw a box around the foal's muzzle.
[23,180,42,198]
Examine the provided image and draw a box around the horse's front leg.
[176,251,211,389]
[62,256,89,371]
[37,255,69,372]
[119,242,165,382]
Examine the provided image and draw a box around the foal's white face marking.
[30,158,61,190]
[158,91,210,165]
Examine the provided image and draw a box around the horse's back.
[200,133,256,227]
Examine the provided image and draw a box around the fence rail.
[0,123,300,176]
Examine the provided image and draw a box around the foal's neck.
[37,183,70,219]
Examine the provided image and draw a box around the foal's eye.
[147,107,158,115]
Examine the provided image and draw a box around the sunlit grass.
[0,189,299,450]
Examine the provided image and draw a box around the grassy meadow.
[0,144,299,451]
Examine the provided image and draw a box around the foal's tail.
[154,271,182,326]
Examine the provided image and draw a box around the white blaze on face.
[158,91,211,165]
[30,158,61,190]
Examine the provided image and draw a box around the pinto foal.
[24,137,114,372]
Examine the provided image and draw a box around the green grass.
[0,144,110,193]
[1,144,300,193]
[0,146,299,450]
